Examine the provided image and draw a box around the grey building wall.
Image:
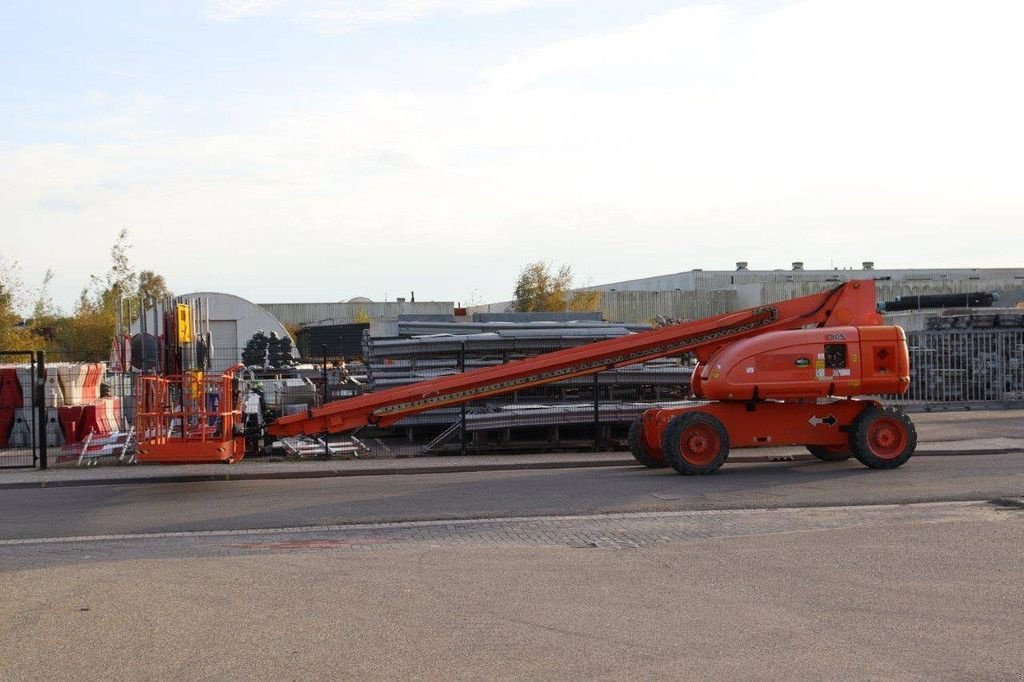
[474,268,1023,325]
[580,267,1024,293]
[599,290,739,324]
[258,301,455,327]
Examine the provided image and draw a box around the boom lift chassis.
[270,280,917,475]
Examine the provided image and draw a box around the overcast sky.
[2,0,1022,311]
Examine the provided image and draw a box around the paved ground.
[2,411,1021,679]
[3,453,1024,540]
[1,500,1022,679]
[2,409,1021,489]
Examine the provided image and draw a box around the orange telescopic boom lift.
[269,280,917,475]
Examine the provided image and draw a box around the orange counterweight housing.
[696,326,910,401]
[135,364,245,464]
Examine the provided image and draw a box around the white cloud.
[205,0,286,20]
[7,0,1024,309]
[486,5,737,90]
[205,0,546,30]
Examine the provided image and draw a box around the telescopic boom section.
[268,280,882,437]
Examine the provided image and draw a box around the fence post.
[592,371,600,452]
[36,350,47,470]
[459,343,467,456]
[322,344,329,459]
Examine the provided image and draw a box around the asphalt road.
[2,452,1024,541]
[3,452,1023,679]
[2,501,1022,679]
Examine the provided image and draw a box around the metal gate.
[0,351,44,469]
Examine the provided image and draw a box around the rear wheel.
[661,412,730,476]
[806,444,852,462]
[850,406,917,469]
[628,418,667,468]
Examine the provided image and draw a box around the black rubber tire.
[660,412,730,476]
[628,418,667,468]
[850,406,917,469]
[806,445,853,462]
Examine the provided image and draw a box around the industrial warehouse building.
[126,266,1023,366]
[472,264,1024,324]
[130,292,295,369]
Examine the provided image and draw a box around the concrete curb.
[1,447,1021,490]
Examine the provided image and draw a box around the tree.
[511,261,602,313]
[0,256,42,351]
[0,232,173,358]
[57,229,173,359]
[137,270,173,303]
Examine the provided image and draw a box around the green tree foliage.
[0,258,35,351]
[0,229,176,359]
[512,261,602,313]
[138,270,173,303]
[57,229,141,359]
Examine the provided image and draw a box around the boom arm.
[269,280,882,437]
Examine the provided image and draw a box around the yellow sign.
[176,304,192,344]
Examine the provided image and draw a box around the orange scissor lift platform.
[269,280,918,475]
[135,364,245,464]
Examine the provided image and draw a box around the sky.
[1,0,1022,312]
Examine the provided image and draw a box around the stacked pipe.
[361,321,692,398]
[356,320,696,452]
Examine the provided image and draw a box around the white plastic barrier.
[44,407,63,447]
[57,363,89,405]
[43,370,64,407]
[8,408,33,448]
[13,366,33,408]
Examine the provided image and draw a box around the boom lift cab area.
[269,280,918,475]
[634,325,914,475]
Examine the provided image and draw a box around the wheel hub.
[867,417,907,459]
[679,425,719,465]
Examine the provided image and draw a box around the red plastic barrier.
[0,407,14,447]
[0,369,22,410]
[58,405,86,444]
[96,399,113,433]
[83,364,101,401]
[78,404,103,440]
[109,398,123,431]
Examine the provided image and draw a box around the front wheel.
[850,406,917,469]
[628,418,667,468]
[661,412,730,476]
[806,445,852,462]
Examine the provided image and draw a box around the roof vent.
[862,261,874,270]
[736,261,748,271]
[792,261,804,271]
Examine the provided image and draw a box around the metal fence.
[0,351,42,469]
[884,329,1024,409]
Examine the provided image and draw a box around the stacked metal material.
[892,313,1024,404]
[362,320,692,396]
[925,311,1024,330]
[356,320,696,454]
